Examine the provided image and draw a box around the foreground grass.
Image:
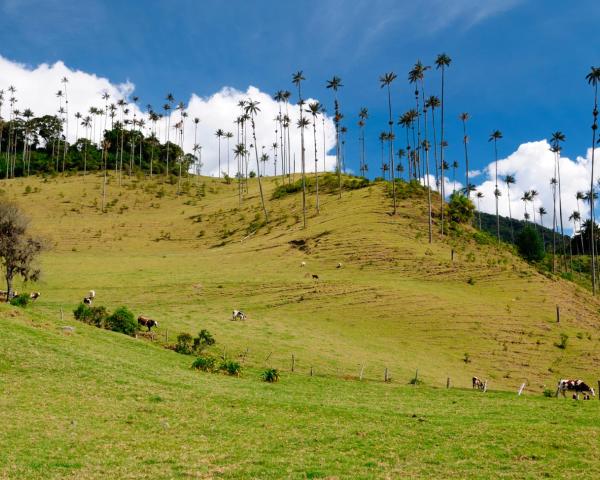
[1,307,599,479]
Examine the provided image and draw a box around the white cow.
[232,310,247,321]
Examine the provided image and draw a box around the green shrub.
[9,293,30,308]
[261,368,280,383]
[106,306,138,336]
[220,360,241,376]
[193,329,215,353]
[191,356,217,372]
[516,226,545,262]
[446,192,475,224]
[543,388,555,398]
[73,303,108,327]
[175,333,194,355]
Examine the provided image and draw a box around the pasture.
[1,173,600,477]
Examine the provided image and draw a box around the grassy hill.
[1,172,600,478]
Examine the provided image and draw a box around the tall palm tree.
[326,76,343,198]
[423,139,433,243]
[504,174,516,241]
[538,206,547,252]
[585,66,600,293]
[378,132,387,178]
[233,143,246,205]
[551,131,567,269]
[292,70,308,227]
[215,129,224,178]
[530,189,539,227]
[460,113,470,198]
[308,101,323,214]
[570,211,582,254]
[425,95,441,190]
[163,97,173,176]
[380,71,398,214]
[521,190,531,222]
[451,160,459,192]
[435,53,452,204]
[408,62,428,182]
[244,100,268,223]
[358,107,368,176]
[273,91,286,178]
[61,76,69,173]
[489,130,503,241]
[476,191,484,229]
[225,132,233,177]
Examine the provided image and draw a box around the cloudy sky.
[0,0,599,228]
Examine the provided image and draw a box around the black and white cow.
[29,292,41,301]
[137,315,159,331]
[556,379,596,400]
[83,297,93,306]
[232,310,247,321]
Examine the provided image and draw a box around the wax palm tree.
[326,75,343,197]
[425,95,441,190]
[273,91,286,178]
[61,76,69,173]
[530,189,539,227]
[224,131,233,177]
[570,211,582,254]
[504,174,516,241]
[408,62,426,181]
[163,98,173,176]
[423,139,433,243]
[233,143,246,205]
[214,129,225,178]
[436,53,451,203]
[460,113,471,199]
[293,70,309,226]
[396,148,405,180]
[308,101,323,213]
[451,160,459,192]
[551,131,567,270]
[476,191,484,229]
[378,132,387,178]
[586,66,600,293]
[358,107,368,176]
[244,100,268,223]
[380,71,398,213]
[538,206,547,252]
[521,190,531,222]
[489,130,503,241]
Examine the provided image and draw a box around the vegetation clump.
[191,355,217,372]
[446,192,475,225]
[261,368,280,383]
[105,306,138,336]
[73,304,109,327]
[175,330,216,355]
[9,293,30,308]
[516,226,545,262]
[220,360,242,376]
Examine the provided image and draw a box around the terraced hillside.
[1,173,599,390]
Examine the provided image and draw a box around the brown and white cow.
[472,376,486,391]
[556,379,595,400]
[137,315,159,331]
[29,292,41,301]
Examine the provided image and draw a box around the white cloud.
[0,55,337,177]
[473,140,598,234]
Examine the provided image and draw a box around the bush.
[261,368,280,383]
[73,303,108,327]
[191,356,217,372]
[175,333,194,355]
[446,192,475,224]
[105,306,138,336]
[9,293,30,308]
[516,226,545,262]
[193,329,215,353]
[220,360,241,376]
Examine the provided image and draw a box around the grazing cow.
[29,292,41,301]
[137,315,159,331]
[336,262,342,269]
[472,376,486,391]
[556,379,595,400]
[312,274,319,280]
[300,261,306,267]
[232,310,247,321]
[83,297,93,306]
[88,290,96,299]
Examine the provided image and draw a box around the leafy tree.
[0,202,44,300]
[516,226,545,262]
[106,306,137,336]
[446,192,475,224]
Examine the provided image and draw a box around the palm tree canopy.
[504,174,516,185]
[435,53,452,69]
[425,96,441,109]
[292,71,305,86]
[379,72,397,88]
[488,130,503,141]
[585,66,600,86]
[460,112,470,122]
[359,107,369,120]
[326,76,343,91]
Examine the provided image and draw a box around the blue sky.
[0,0,599,223]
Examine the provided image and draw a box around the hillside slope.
[1,173,599,391]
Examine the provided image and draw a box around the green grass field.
[1,172,600,478]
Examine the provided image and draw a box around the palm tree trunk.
[387,85,397,214]
[507,185,514,242]
[494,139,500,242]
[556,153,568,271]
[589,82,598,293]
[251,117,268,223]
[313,118,320,214]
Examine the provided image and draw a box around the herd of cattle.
[3,286,597,400]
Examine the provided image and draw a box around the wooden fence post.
[60,306,64,322]
[310,366,313,377]
[597,380,600,401]
[165,329,168,343]
[556,305,560,323]
[291,354,295,372]
[265,352,272,363]
[518,382,526,396]
[446,377,450,389]
[384,368,389,383]
[359,365,365,381]
[451,249,455,262]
